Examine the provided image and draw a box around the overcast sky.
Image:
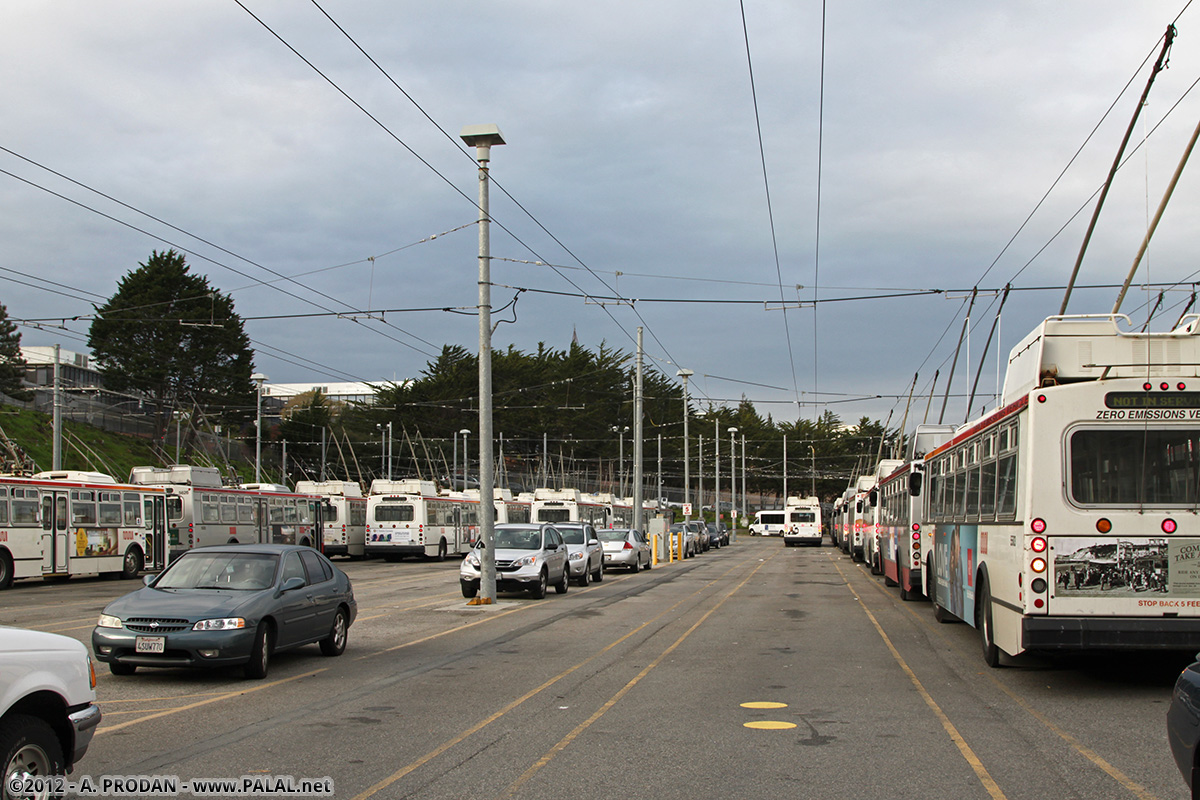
[3,1,1200,432]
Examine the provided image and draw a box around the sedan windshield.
[493,529,543,550]
[156,552,279,590]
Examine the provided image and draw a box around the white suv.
[1,627,101,798]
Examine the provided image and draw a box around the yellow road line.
[349,553,759,800]
[94,668,328,735]
[853,560,1163,800]
[499,555,773,798]
[832,558,1007,800]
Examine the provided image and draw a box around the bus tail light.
[1163,518,1178,534]
[1031,536,1047,553]
[1031,578,1047,593]
[1096,518,1112,534]
[1031,557,1047,573]
[1031,518,1046,534]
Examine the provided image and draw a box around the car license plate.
[135,636,165,654]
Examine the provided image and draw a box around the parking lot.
[2,536,1191,799]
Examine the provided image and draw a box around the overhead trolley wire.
[286,0,695,396]
[738,0,802,408]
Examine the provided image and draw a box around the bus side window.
[56,496,67,531]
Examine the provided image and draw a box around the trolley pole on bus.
[461,124,505,604]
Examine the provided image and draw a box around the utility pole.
[52,344,61,470]
[677,368,693,518]
[632,327,644,532]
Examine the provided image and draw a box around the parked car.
[692,521,711,552]
[460,523,570,599]
[599,528,651,573]
[92,544,356,680]
[1169,656,1200,794]
[668,522,697,557]
[555,523,604,586]
[1,627,101,795]
[706,522,729,547]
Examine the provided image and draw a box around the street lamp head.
[459,124,506,158]
[459,429,471,436]
[251,373,268,385]
[728,426,738,434]
[676,368,694,379]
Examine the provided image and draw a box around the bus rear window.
[537,509,571,523]
[1070,428,1200,505]
[375,504,415,522]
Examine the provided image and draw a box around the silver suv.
[554,523,604,586]
[1,627,102,794]
[460,523,570,599]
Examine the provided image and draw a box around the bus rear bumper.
[1023,616,1200,650]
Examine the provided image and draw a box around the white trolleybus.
[296,480,366,559]
[531,488,611,527]
[876,425,955,601]
[781,496,823,546]
[0,470,167,590]
[925,314,1200,666]
[839,474,877,562]
[129,466,325,562]
[862,459,904,572]
[365,481,532,561]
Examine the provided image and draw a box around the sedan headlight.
[97,613,122,629]
[192,618,246,631]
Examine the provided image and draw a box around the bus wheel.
[437,539,447,562]
[121,546,144,579]
[0,551,11,590]
[977,576,1002,668]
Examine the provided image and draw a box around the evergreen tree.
[87,249,256,435]
[0,303,31,401]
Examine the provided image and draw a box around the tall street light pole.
[728,427,738,537]
[461,124,504,603]
[252,373,268,483]
[677,368,693,519]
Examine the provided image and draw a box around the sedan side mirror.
[588,539,599,546]
[143,574,157,586]
[546,542,558,551]
[281,576,305,592]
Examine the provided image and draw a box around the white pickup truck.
[1,627,101,798]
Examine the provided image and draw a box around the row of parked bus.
[829,314,1200,667]
[0,464,664,589]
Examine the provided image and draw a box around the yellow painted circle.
[743,721,797,730]
[740,701,788,709]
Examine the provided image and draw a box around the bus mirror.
[867,489,877,507]
[855,500,862,513]
[909,473,923,497]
